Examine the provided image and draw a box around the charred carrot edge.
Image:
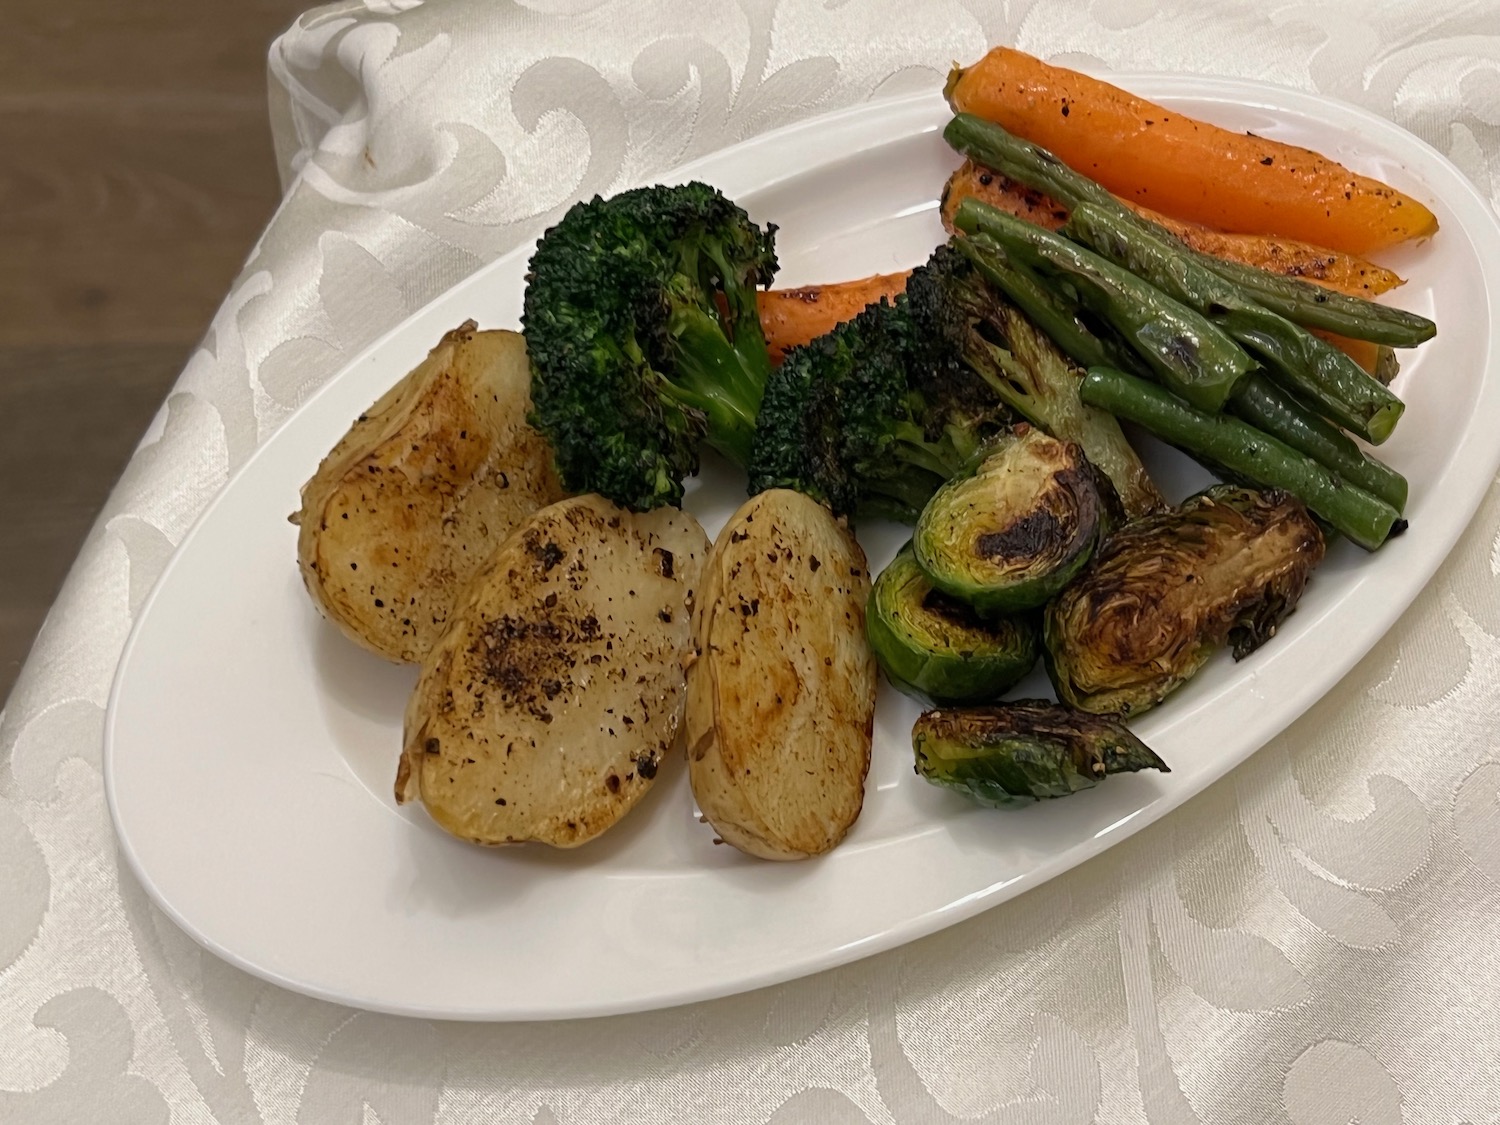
[941,161,1404,298]
[757,272,909,363]
[945,46,1437,255]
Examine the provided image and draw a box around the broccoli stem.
[957,235,1141,374]
[1079,367,1402,550]
[664,303,771,468]
[952,237,1164,517]
[861,472,948,524]
[867,422,978,521]
[1065,203,1404,445]
[942,112,1436,347]
[955,199,1253,414]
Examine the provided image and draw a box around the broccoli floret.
[747,284,1010,522]
[522,182,778,511]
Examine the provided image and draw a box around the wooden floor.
[0,0,311,703]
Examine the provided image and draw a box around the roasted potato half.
[686,489,878,860]
[296,322,564,663]
[398,494,708,848]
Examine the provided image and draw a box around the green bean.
[1229,377,1407,513]
[955,234,1145,375]
[942,113,1437,347]
[1201,257,1435,347]
[1066,202,1405,444]
[960,232,1407,511]
[1078,367,1402,550]
[954,200,1253,412]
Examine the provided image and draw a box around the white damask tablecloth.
[4,1,1499,1121]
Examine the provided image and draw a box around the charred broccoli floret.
[746,273,1010,522]
[748,242,1164,523]
[522,182,778,511]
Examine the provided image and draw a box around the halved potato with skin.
[296,322,564,663]
[398,494,707,848]
[686,489,878,860]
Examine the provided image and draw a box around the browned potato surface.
[686,489,878,860]
[398,495,708,848]
[296,322,564,663]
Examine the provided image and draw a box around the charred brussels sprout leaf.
[1045,485,1326,717]
[912,700,1168,807]
[914,426,1100,614]
[867,543,1039,704]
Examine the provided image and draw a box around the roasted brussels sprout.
[914,426,1100,613]
[1046,485,1325,717]
[867,543,1039,703]
[912,701,1168,807]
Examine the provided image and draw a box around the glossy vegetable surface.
[943,112,1436,347]
[941,159,1407,297]
[1079,367,1403,549]
[1065,201,1405,444]
[914,427,1101,614]
[1227,375,1407,512]
[959,233,1408,513]
[953,200,1254,412]
[913,242,1163,518]
[913,700,1169,807]
[867,543,1039,703]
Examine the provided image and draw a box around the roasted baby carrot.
[757,271,909,362]
[945,47,1438,255]
[939,161,1404,299]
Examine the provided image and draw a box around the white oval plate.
[106,78,1500,1020]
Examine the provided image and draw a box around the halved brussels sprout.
[1045,485,1325,717]
[912,700,1168,807]
[867,543,1038,704]
[914,426,1100,614]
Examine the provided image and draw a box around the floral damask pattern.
[3,1,1498,1120]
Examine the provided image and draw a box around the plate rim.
[104,76,1500,1021]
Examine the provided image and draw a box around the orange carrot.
[756,272,909,363]
[941,162,1073,233]
[940,163,1400,375]
[941,161,1405,297]
[1308,330,1398,379]
[945,47,1437,255]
